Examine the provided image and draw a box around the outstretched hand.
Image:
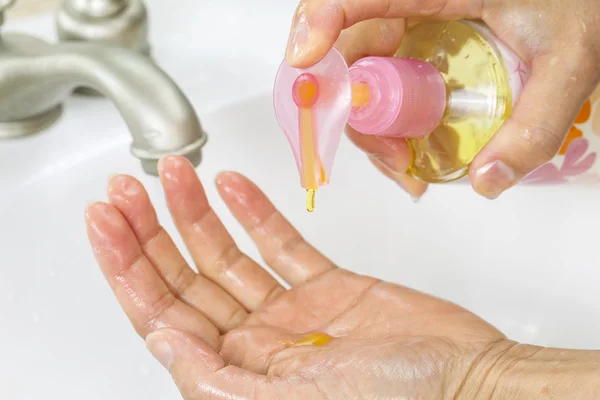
[84,155,516,399]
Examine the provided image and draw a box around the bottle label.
[465,21,600,185]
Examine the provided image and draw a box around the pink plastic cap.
[273,48,352,188]
[348,57,447,139]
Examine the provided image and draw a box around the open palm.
[85,155,508,399]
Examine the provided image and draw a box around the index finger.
[285,0,483,67]
[85,202,220,347]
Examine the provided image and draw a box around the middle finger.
[159,156,285,312]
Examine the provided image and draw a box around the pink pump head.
[348,57,447,138]
[273,48,447,187]
[273,48,352,188]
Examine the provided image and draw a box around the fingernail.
[395,175,427,203]
[157,156,167,174]
[376,155,410,174]
[378,137,413,158]
[159,156,185,183]
[146,332,174,370]
[409,194,422,204]
[84,201,96,219]
[285,22,309,64]
[370,155,427,201]
[474,161,517,199]
[85,202,121,235]
[214,171,239,190]
[157,156,176,175]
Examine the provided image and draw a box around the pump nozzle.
[273,48,352,212]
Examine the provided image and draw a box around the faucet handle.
[64,0,127,18]
[56,0,151,56]
[0,0,16,20]
[0,0,16,11]
[0,0,16,25]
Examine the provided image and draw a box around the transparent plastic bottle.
[393,20,529,183]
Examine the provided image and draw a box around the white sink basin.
[1,1,599,399]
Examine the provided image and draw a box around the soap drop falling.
[306,189,316,212]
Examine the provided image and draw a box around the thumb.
[146,329,273,399]
[470,52,599,199]
[285,0,482,68]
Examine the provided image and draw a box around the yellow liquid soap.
[394,20,512,183]
[306,189,316,212]
[293,73,327,212]
[280,332,333,347]
[352,82,370,108]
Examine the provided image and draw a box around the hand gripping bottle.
[274,20,531,211]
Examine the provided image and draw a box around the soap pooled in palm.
[280,332,334,347]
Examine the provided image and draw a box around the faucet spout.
[0,33,207,175]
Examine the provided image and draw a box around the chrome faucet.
[0,0,207,175]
